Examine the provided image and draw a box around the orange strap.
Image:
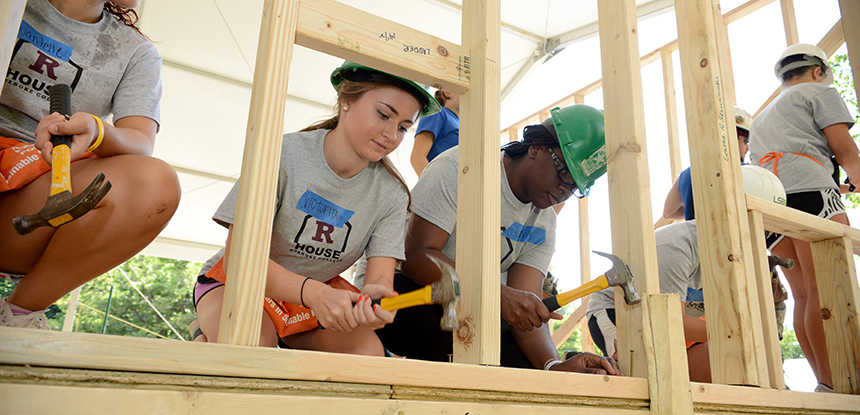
[0,136,97,193]
[758,151,824,177]
[204,256,360,338]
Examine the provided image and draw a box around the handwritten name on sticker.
[18,21,72,61]
[296,190,354,228]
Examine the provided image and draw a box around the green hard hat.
[330,61,441,117]
[541,105,607,197]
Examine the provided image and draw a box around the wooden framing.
[840,0,860,107]
[2,0,860,412]
[597,0,660,380]
[0,0,25,102]
[454,0,502,366]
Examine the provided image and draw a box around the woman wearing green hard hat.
[191,62,439,356]
[377,104,621,375]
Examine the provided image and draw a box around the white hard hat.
[742,165,786,206]
[774,43,833,85]
[734,106,752,133]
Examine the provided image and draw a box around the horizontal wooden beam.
[0,383,649,415]
[295,0,470,93]
[0,328,649,400]
[746,195,860,252]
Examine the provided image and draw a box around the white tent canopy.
[137,0,675,262]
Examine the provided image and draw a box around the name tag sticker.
[501,222,546,245]
[296,190,354,228]
[18,21,72,61]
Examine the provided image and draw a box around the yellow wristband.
[86,114,104,152]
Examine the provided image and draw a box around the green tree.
[2,255,201,338]
[780,328,804,360]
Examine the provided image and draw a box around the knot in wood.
[462,166,469,174]
[821,308,832,320]
[438,46,448,56]
[700,58,708,68]
[716,172,721,177]
[457,317,475,344]
[325,22,332,28]
[727,253,737,262]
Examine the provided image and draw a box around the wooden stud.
[578,196,595,353]
[673,0,768,386]
[723,0,776,25]
[455,0,501,366]
[596,0,661,379]
[294,0,469,93]
[811,236,860,394]
[507,128,518,143]
[840,0,860,109]
[640,294,693,414]
[551,303,587,348]
[62,287,82,332]
[746,195,860,250]
[0,0,26,102]
[218,0,299,346]
[779,0,799,47]
[661,50,682,181]
[747,210,786,389]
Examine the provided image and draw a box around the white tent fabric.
[133,0,675,262]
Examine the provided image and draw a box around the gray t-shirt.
[586,220,703,319]
[411,147,557,284]
[0,0,162,142]
[749,82,855,193]
[200,129,409,282]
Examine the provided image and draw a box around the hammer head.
[12,172,111,235]
[427,255,460,332]
[593,250,641,306]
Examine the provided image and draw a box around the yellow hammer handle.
[50,144,72,196]
[555,275,609,307]
[377,285,432,311]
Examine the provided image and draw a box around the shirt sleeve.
[811,87,855,131]
[111,42,162,128]
[512,213,556,274]
[411,153,459,234]
[365,189,409,260]
[415,111,445,137]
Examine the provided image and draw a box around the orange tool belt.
[205,256,360,338]
[758,151,824,177]
[0,136,96,193]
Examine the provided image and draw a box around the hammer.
[368,255,460,331]
[501,251,640,332]
[12,84,111,235]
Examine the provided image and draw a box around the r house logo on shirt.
[290,190,354,263]
[6,21,83,100]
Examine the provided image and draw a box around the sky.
[383,0,855,391]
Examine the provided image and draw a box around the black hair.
[501,123,559,158]
[779,54,827,83]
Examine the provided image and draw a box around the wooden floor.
[1,328,858,414]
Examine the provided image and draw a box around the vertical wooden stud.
[673,0,768,386]
[780,0,799,46]
[747,210,787,389]
[0,0,26,102]
[578,196,594,353]
[811,236,860,394]
[507,128,518,143]
[455,0,501,366]
[839,0,860,108]
[596,0,661,379]
[641,294,694,414]
[218,0,299,346]
[661,50,682,181]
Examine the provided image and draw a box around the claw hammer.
[12,84,111,235]
[502,251,640,332]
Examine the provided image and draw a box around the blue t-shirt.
[678,167,695,221]
[678,162,746,220]
[417,107,460,162]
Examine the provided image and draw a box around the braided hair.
[502,123,559,158]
